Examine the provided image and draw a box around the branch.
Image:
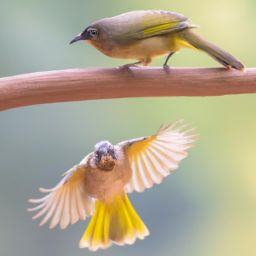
[0,67,255,111]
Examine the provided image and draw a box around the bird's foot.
[163,64,171,73]
[163,64,170,69]
[119,64,138,69]
[118,61,142,70]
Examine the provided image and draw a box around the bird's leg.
[119,61,142,69]
[163,52,175,68]
[142,57,152,66]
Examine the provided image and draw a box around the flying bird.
[28,121,196,251]
[70,10,244,70]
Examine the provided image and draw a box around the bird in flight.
[28,121,196,251]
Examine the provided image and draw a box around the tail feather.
[79,193,149,251]
[181,29,244,70]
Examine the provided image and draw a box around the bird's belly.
[85,160,132,202]
[91,35,179,61]
[111,36,174,60]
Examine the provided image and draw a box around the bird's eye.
[88,28,98,38]
[108,148,117,159]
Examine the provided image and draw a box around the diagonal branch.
[0,67,255,111]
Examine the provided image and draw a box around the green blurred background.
[0,0,256,255]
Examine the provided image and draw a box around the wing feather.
[132,157,144,192]
[137,155,152,188]
[129,10,191,39]
[28,156,94,229]
[70,188,79,225]
[135,156,148,192]
[60,188,70,229]
[141,152,162,184]
[40,192,60,226]
[99,10,195,43]
[123,120,197,193]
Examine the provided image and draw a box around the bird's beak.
[69,35,83,45]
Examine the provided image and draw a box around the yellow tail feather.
[79,193,149,251]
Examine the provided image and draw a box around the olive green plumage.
[70,10,244,70]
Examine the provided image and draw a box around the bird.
[28,121,196,251]
[70,10,244,70]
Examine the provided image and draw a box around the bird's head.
[93,141,118,171]
[70,26,100,45]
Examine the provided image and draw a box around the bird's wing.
[122,10,192,39]
[119,120,197,193]
[28,154,94,230]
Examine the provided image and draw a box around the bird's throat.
[96,159,115,171]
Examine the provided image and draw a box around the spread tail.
[79,193,149,251]
[180,29,244,70]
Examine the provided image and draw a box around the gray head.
[69,18,122,56]
[93,141,118,171]
[69,25,100,44]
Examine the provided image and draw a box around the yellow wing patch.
[125,120,197,193]
[122,10,192,40]
[128,135,156,154]
[143,22,179,37]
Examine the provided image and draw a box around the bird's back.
[93,10,191,43]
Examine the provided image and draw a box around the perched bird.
[70,10,244,70]
[28,121,196,251]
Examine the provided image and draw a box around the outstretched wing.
[28,155,94,229]
[120,120,197,193]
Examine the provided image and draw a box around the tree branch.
[0,67,255,111]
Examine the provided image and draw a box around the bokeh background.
[1,0,256,255]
